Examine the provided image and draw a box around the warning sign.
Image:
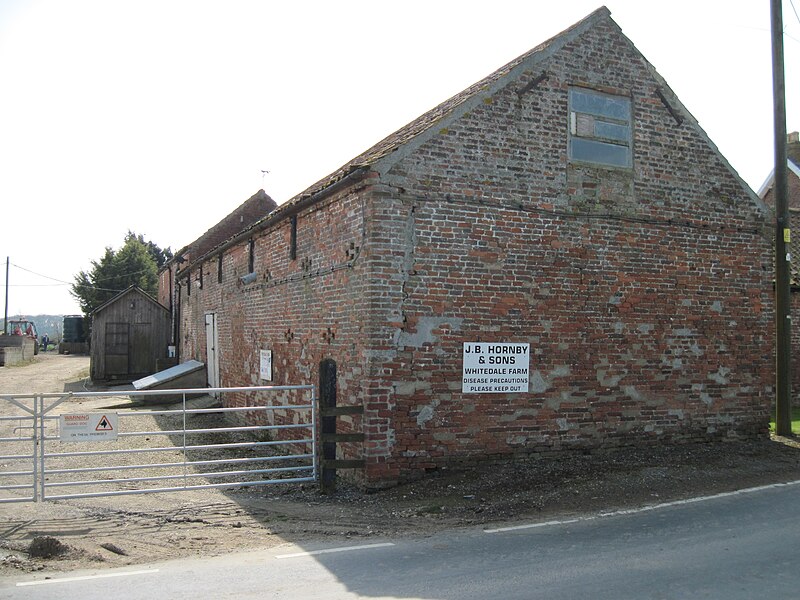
[59,413,119,442]
[95,415,114,431]
[462,342,530,394]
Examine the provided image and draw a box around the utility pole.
[772,0,792,435]
[3,257,8,335]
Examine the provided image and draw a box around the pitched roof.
[187,189,277,260]
[757,160,800,198]
[268,6,612,219]
[92,285,168,316]
[180,4,762,271]
[757,132,800,198]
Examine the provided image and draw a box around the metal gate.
[0,385,316,503]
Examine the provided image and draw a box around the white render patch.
[530,371,548,393]
[395,317,463,349]
[416,402,437,427]
[709,366,731,385]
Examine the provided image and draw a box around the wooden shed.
[90,286,171,382]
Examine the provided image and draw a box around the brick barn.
[166,7,773,487]
[759,131,800,399]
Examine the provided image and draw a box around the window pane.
[570,89,630,121]
[594,121,629,142]
[575,113,594,137]
[571,138,630,167]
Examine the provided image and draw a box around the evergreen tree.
[71,232,171,316]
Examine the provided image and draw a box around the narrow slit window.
[290,215,297,261]
[217,254,223,283]
[568,87,632,168]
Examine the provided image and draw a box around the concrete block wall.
[0,337,36,365]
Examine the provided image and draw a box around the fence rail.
[0,385,316,502]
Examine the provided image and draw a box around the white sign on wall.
[462,343,530,393]
[59,413,119,442]
[260,349,273,381]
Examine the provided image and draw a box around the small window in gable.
[569,87,632,168]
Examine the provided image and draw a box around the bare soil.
[2,354,799,576]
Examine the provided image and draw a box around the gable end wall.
[176,17,773,488]
[360,18,773,484]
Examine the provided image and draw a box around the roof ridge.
[273,6,612,214]
[91,285,168,315]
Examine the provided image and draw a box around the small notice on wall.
[260,349,273,381]
[462,343,530,393]
[59,413,118,442]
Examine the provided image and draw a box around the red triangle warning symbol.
[95,415,114,431]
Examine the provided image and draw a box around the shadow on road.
[4,355,800,599]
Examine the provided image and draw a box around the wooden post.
[319,359,337,493]
[318,359,365,493]
[772,0,792,435]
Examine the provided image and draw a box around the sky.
[0,0,798,316]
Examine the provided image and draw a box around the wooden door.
[105,322,129,377]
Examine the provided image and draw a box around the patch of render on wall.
[394,316,464,349]
[660,328,705,372]
[623,385,645,402]
[529,365,571,393]
[708,366,731,385]
[595,364,627,388]
[415,397,440,427]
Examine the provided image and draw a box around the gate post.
[319,359,337,493]
[33,393,41,502]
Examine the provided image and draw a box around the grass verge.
[770,407,800,435]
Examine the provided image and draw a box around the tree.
[71,232,172,316]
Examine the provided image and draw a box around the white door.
[204,313,220,389]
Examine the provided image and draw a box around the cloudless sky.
[1,0,798,316]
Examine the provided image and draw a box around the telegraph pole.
[772,0,792,435]
[3,257,8,335]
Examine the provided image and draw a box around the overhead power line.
[10,262,72,285]
[790,0,800,25]
[10,261,156,285]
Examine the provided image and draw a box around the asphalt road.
[5,480,800,599]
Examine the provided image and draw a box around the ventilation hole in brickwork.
[345,242,360,261]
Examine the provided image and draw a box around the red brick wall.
[176,17,773,487]
[157,266,173,314]
[761,162,800,401]
[178,184,372,456]
[359,18,772,484]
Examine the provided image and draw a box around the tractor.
[6,319,39,354]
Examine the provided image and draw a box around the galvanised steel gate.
[0,385,316,502]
